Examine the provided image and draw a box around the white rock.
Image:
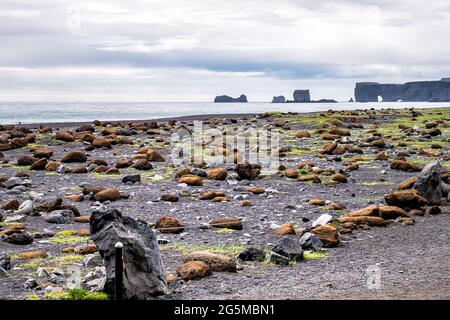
[4,177,22,188]
[312,213,333,227]
[4,215,26,223]
[14,200,34,215]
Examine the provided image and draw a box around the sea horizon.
[1,101,450,125]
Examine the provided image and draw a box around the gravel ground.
[0,107,449,300]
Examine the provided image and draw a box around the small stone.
[271,237,303,262]
[237,247,266,262]
[275,223,296,235]
[299,232,323,250]
[122,174,141,184]
[312,214,333,227]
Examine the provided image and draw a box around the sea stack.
[272,96,286,103]
[214,94,248,103]
[293,90,311,103]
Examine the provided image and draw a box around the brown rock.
[35,197,63,212]
[92,165,108,173]
[345,164,359,171]
[105,168,120,175]
[183,251,236,272]
[45,161,61,172]
[331,173,347,183]
[375,151,389,161]
[209,217,242,230]
[116,158,132,168]
[206,168,228,180]
[61,151,87,163]
[160,194,179,202]
[337,216,387,226]
[179,175,203,186]
[72,229,90,236]
[234,163,261,180]
[247,187,265,194]
[298,175,317,182]
[311,224,340,247]
[275,223,296,235]
[325,202,346,210]
[390,160,419,172]
[19,250,48,259]
[285,169,299,179]
[199,191,226,200]
[132,159,153,170]
[240,200,252,207]
[211,196,230,202]
[321,142,337,155]
[147,149,165,162]
[74,244,97,255]
[32,146,54,159]
[308,198,326,206]
[371,139,386,148]
[17,155,35,166]
[93,188,122,202]
[70,166,88,174]
[92,138,112,149]
[64,194,84,202]
[295,130,311,138]
[74,215,91,223]
[177,261,211,281]
[398,177,417,190]
[0,224,25,235]
[378,205,409,219]
[1,199,20,211]
[30,158,48,170]
[81,184,106,195]
[55,130,75,142]
[384,189,428,208]
[347,205,379,217]
[155,216,185,233]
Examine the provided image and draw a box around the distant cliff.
[214,94,248,103]
[355,79,450,102]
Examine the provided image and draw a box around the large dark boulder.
[414,161,449,204]
[90,209,167,299]
[214,94,247,103]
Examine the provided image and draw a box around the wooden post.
[115,242,123,300]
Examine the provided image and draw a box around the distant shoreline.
[16,105,450,129]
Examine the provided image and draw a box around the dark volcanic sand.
[0,107,449,300]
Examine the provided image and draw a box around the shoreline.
[13,105,450,129]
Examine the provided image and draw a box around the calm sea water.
[0,102,449,124]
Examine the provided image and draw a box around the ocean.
[0,101,449,124]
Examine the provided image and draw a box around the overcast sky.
[1,0,450,102]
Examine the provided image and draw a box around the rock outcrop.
[214,94,248,103]
[90,208,167,299]
[272,96,286,103]
[293,90,311,102]
[355,78,450,102]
